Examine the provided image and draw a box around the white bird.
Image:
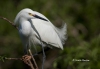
[14,8,67,69]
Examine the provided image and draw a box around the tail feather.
[55,23,67,45]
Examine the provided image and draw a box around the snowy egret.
[14,8,67,69]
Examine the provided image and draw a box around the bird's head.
[14,8,48,25]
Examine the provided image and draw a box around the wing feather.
[31,19,63,50]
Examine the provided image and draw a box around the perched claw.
[21,55,31,66]
[22,55,31,60]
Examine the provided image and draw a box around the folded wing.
[31,19,63,50]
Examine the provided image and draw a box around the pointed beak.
[33,14,48,21]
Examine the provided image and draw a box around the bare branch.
[5,57,21,60]
[0,16,18,29]
[29,49,39,69]
[0,56,35,69]
[28,60,35,69]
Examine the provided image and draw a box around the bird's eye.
[29,13,33,16]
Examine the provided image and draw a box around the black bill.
[34,15,48,21]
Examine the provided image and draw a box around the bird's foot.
[22,55,31,66]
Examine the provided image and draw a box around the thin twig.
[5,57,21,60]
[28,60,34,69]
[29,49,39,69]
[2,56,35,69]
[0,16,18,29]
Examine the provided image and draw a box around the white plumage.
[14,8,67,51]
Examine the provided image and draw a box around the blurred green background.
[0,0,100,69]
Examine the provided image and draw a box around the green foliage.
[53,35,100,69]
[0,56,6,62]
[0,0,100,69]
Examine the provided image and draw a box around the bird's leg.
[23,44,28,55]
[41,44,46,69]
[22,44,32,65]
[22,44,32,64]
[24,44,29,55]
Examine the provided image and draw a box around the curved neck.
[18,18,31,30]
